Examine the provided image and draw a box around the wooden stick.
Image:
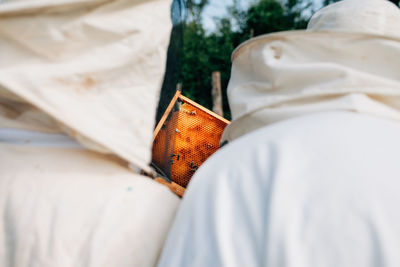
[211,71,223,117]
[179,94,230,125]
[155,178,186,197]
[153,90,181,141]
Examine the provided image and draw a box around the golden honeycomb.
[152,94,229,188]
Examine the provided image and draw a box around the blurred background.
[159,0,400,120]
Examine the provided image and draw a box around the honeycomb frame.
[152,90,230,188]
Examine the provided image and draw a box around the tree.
[180,0,314,118]
[244,0,310,37]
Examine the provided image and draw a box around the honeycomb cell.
[152,94,229,188]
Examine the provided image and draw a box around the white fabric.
[159,112,400,267]
[159,1,400,266]
[222,0,400,142]
[0,143,180,267]
[0,0,172,171]
[0,128,82,147]
[0,1,181,266]
[307,0,400,37]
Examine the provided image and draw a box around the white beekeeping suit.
[0,0,180,267]
[158,0,400,266]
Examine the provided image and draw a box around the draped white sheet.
[0,1,181,266]
[0,0,172,171]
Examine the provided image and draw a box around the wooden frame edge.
[178,94,231,125]
[153,90,182,141]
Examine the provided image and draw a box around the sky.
[202,0,244,31]
[202,0,323,31]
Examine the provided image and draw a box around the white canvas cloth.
[0,128,83,147]
[159,112,400,267]
[0,142,180,267]
[0,0,173,171]
[0,1,181,266]
[159,0,400,266]
[222,0,400,142]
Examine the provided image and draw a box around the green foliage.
[181,21,211,107]
[242,0,312,37]
[245,0,310,37]
[177,0,400,119]
[180,0,313,118]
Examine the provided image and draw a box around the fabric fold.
[0,0,173,171]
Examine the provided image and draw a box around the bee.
[171,153,181,161]
[189,161,199,173]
